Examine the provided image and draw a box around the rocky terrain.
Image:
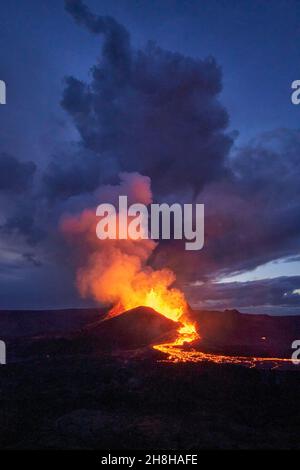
[0,307,299,449]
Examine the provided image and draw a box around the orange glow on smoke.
[61,208,198,349]
[105,266,199,350]
[61,207,295,368]
[108,285,186,323]
[61,174,294,368]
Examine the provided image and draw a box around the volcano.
[80,306,180,350]
[1,306,300,450]
[6,306,298,368]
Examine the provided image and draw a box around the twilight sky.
[0,0,300,313]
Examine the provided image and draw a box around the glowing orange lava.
[138,289,295,369]
[152,317,295,369]
[107,281,187,323]
[106,281,199,350]
[153,342,296,368]
[61,175,295,369]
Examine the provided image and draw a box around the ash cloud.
[0,153,43,245]
[210,128,300,275]
[1,1,300,311]
[42,147,108,201]
[0,153,36,193]
[51,0,233,199]
[61,172,186,315]
[64,0,131,78]
[154,128,300,292]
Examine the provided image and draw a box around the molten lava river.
[109,288,294,369]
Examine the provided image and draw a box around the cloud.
[152,128,300,286]
[215,128,300,274]
[61,172,186,315]
[1,211,44,245]
[1,1,300,312]
[0,153,36,193]
[65,0,131,77]
[42,147,109,201]
[186,276,300,313]
[22,252,42,267]
[60,0,233,198]
[0,153,44,245]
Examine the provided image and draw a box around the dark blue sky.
[1,0,299,159]
[0,0,300,312]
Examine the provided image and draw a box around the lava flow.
[61,175,295,369]
[152,311,295,368]
[105,282,200,351]
[128,288,296,368]
[106,285,295,368]
[153,341,295,368]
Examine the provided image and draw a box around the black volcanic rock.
[6,306,300,360]
[80,306,179,350]
[12,306,179,359]
[189,309,300,357]
[0,308,103,339]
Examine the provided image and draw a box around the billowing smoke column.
[61,173,187,322]
[61,0,232,198]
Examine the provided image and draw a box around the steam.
[61,173,187,320]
